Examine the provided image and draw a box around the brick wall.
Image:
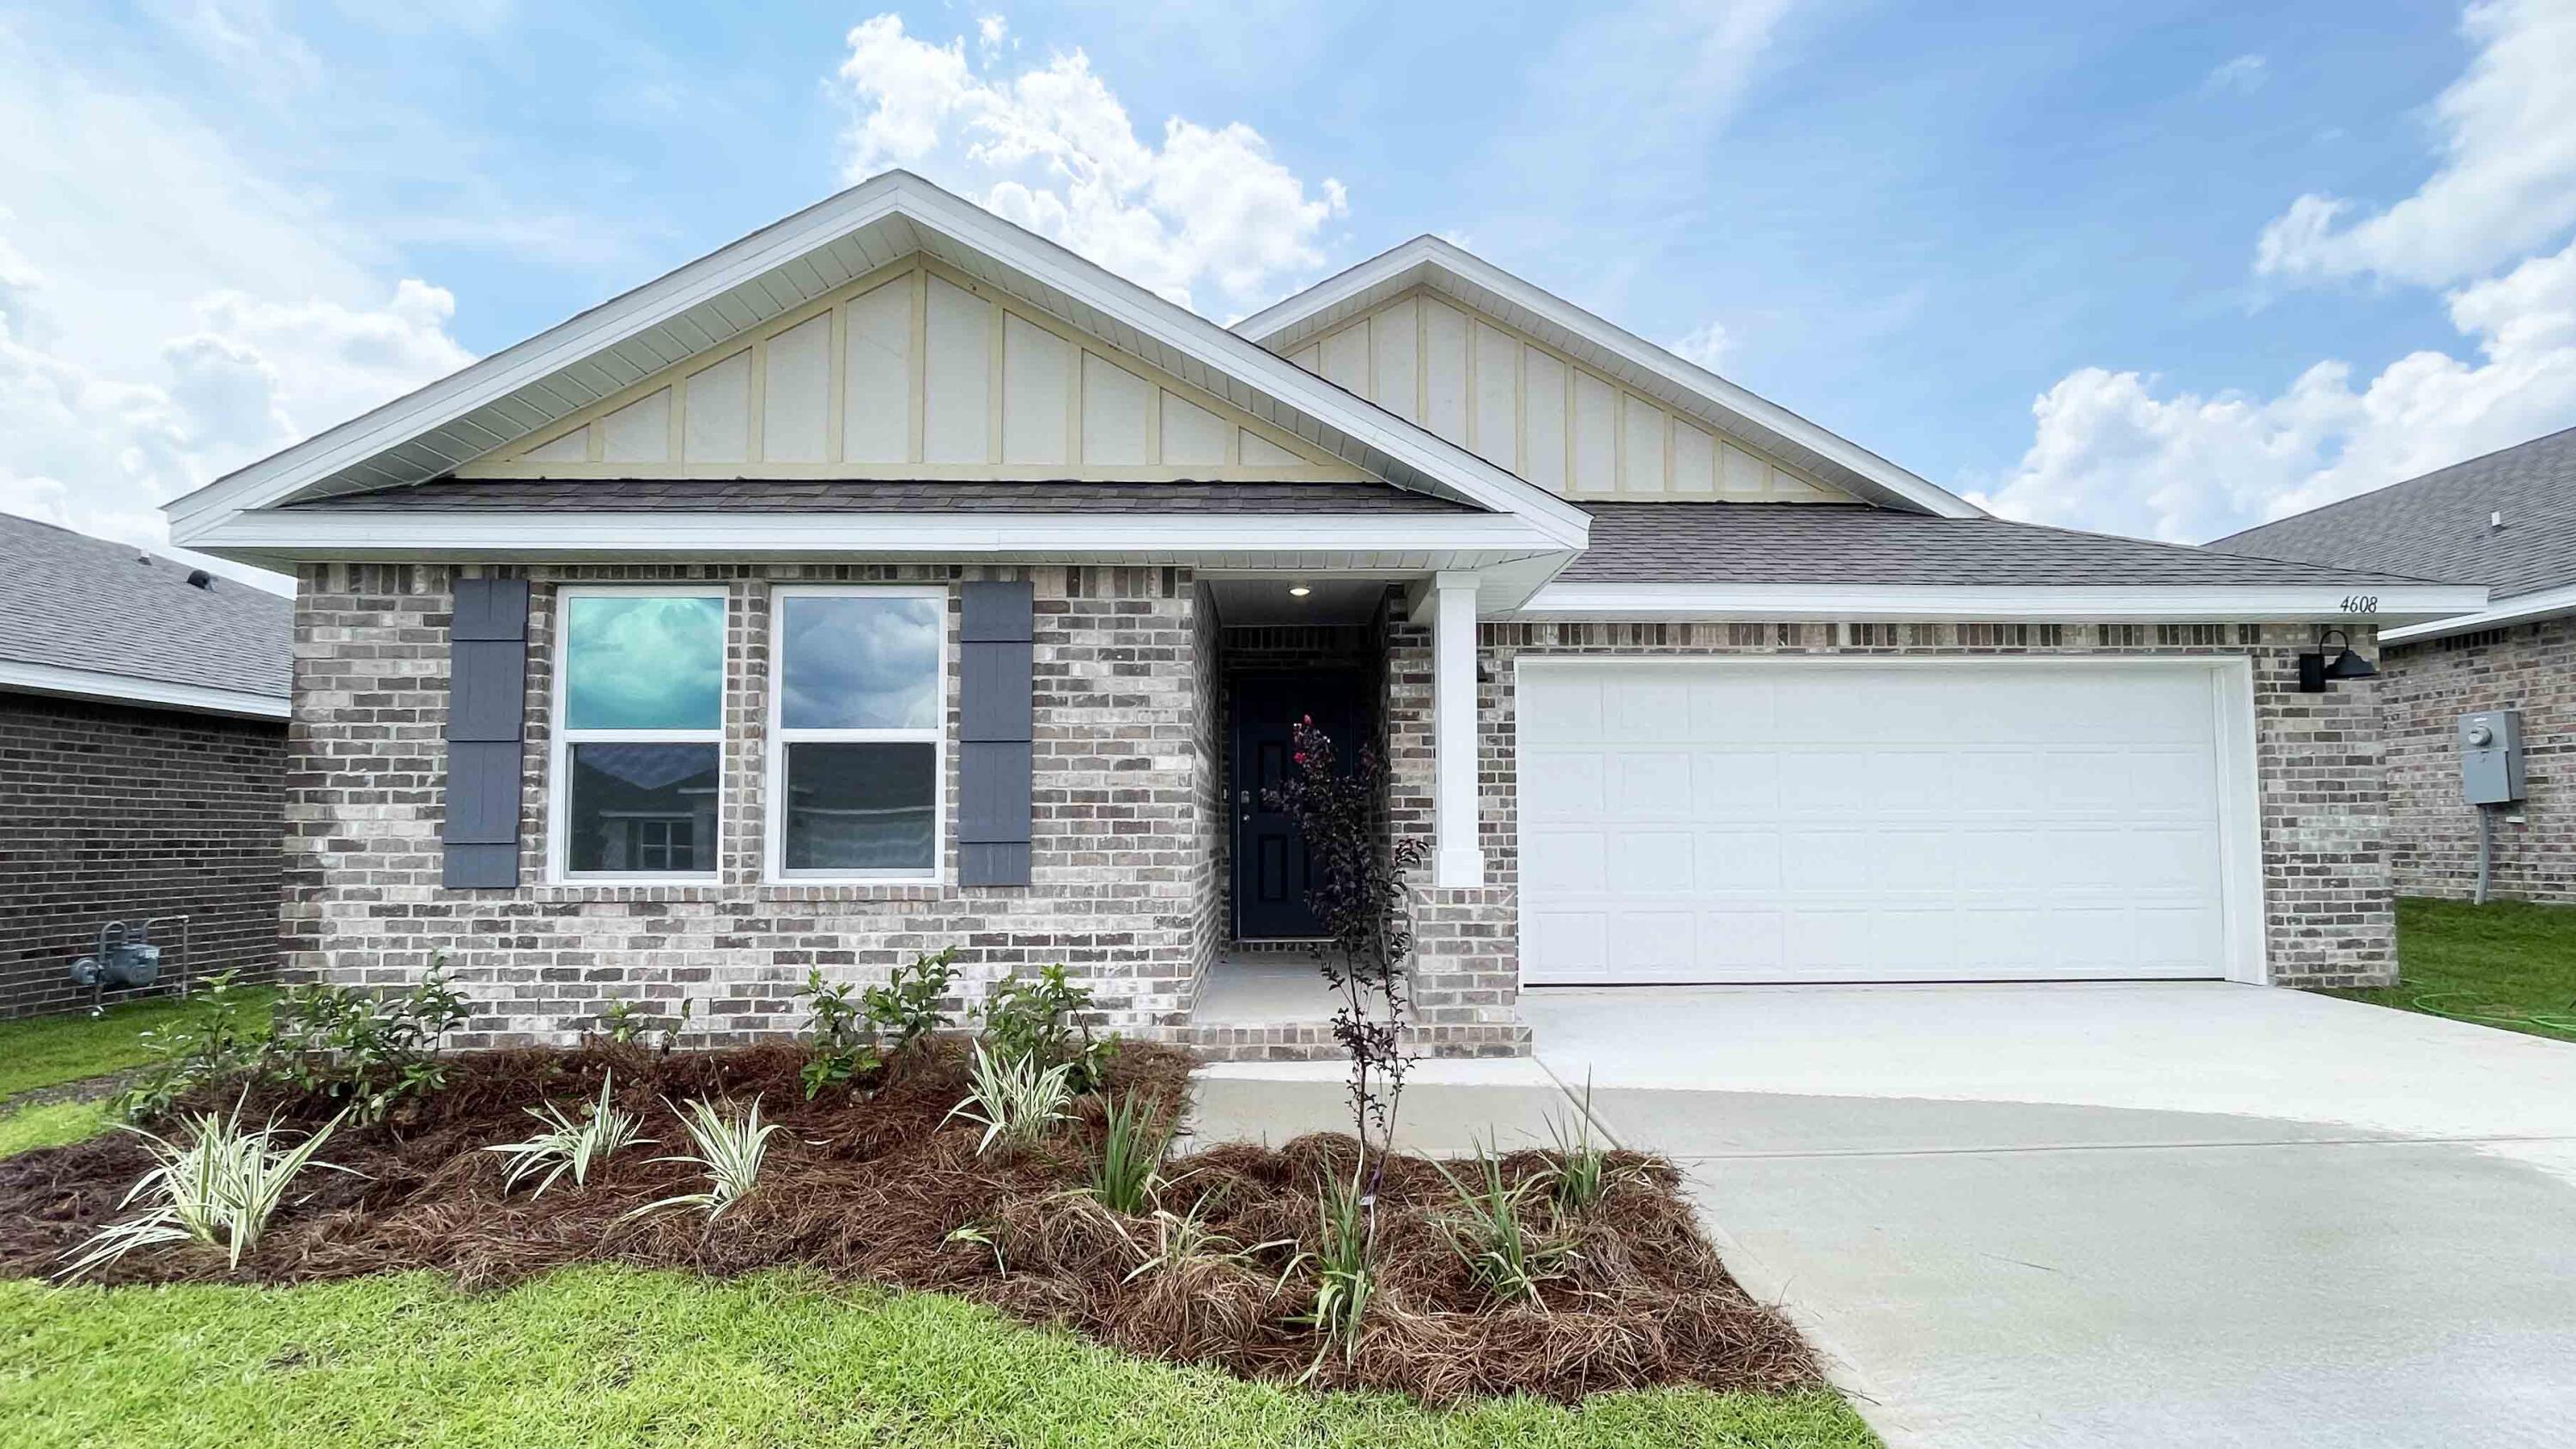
[2379,620,2576,901]
[1383,619,2397,1028]
[1,692,284,1017]
[288,563,1209,1047]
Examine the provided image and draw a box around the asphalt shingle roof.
[0,514,292,698]
[288,478,1477,514]
[2207,426,2576,600]
[1560,502,2445,587]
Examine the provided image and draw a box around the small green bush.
[1086,1093,1168,1215]
[109,959,476,1126]
[797,950,961,1098]
[61,1097,352,1279]
[980,965,1115,1091]
[944,1042,1075,1155]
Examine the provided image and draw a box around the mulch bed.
[0,1041,1818,1403]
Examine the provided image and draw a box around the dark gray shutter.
[443,576,529,888]
[957,580,1034,886]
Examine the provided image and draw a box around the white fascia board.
[194,508,1571,560]
[2379,580,2576,644]
[167,174,1589,552]
[1236,235,1984,521]
[0,659,289,721]
[1517,581,2492,624]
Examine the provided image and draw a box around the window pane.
[782,742,936,873]
[780,594,941,731]
[567,743,720,874]
[564,594,725,731]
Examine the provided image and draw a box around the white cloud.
[2256,0,2576,288]
[833,14,1346,317]
[1668,320,1732,369]
[1971,236,2576,542]
[2202,53,2267,94]
[0,27,472,591]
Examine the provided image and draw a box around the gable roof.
[2209,426,2576,600]
[167,172,1587,554]
[1233,235,1982,520]
[281,478,1475,514]
[0,514,291,719]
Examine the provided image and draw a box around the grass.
[2325,897,2576,1043]
[0,1099,111,1156]
[0,1267,1880,1448]
[0,989,277,1102]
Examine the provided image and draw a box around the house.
[0,515,290,1017]
[2212,426,2576,904]
[163,172,2485,1056]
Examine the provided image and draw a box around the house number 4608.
[2340,595,2380,613]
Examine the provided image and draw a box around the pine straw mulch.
[0,1040,1818,1404]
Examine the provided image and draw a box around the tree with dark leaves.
[1264,717,1427,1208]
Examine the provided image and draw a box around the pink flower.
[1293,752,1308,765]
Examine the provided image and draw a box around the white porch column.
[1430,570,1485,887]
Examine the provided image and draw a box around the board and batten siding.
[475,258,1362,481]
[1285,288,1847,504]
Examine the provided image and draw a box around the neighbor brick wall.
[1,692,284,1017]
[287,563,1208,1047]
[1382,619,2397,1024]
[2378,620,2576,902]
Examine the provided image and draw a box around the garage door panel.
[1519,662,2240,985]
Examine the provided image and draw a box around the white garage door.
[1516,660,2256,985]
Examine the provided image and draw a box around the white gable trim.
[2379,580,2576,644]
[1517,581,2489,624]
[1236,235,1982,521]
[167,174,1589,552]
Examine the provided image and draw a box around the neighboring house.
[164,172,2483,1057]
[2212,426,2576,904]
[0,515,291,1017]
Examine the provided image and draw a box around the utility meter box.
[2460,709,2526,805]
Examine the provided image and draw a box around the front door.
[1231,672,1364,941]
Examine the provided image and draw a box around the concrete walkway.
[1189,985,2576,1448]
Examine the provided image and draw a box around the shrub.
[1086,1093,1168,1215]
[980,964,1115,1091]
[485,1075,653,1197]
[945,1041,1074,1155]
[598,999,692,1054]
[1431,1140,1568,1306]
[629,1098,780,1221]
[108,960,476,1126]
[798,951,960,1098]
[110,971,269,1123]
[266,959,473,1123]
[61,1097,351,1279]
[1545,1079,1622,1215]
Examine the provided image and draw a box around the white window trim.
[764,583,950,885]
[548,583,730,885]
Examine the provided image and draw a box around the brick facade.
[1,692,284,1017]
[2379,620,2576,902]
[289,563,1208,1047]
[289,567,2401,1055]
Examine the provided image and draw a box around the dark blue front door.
[1231,673,1364,941]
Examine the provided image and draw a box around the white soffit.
[1235,236,1984,521]
[166,174,1589,551]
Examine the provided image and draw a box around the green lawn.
[2326,897,2576,1043]
[0,988,276,1101]
[0,1268,1876,1449]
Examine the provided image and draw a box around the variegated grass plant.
[485,1074,653,1198]
[944,1041,1074,1155]
[624,1097,781,1221]
[60,1096,353,1280]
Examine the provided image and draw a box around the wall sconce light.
[2298,627,2377,693]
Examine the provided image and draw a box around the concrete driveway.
[1525,983,2576,1449]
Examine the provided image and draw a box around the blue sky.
[5,0,2573,585]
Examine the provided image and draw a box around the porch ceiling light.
[1288,583,1312,598]
[2297,627,2377,693]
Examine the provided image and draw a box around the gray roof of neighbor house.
[0,513,293,700]
[2207,426,2576,600]
[1558,502,2444,586]
[285,478,1477,514]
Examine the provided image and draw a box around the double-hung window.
[552,587,727,881]
[767,586,945,881]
